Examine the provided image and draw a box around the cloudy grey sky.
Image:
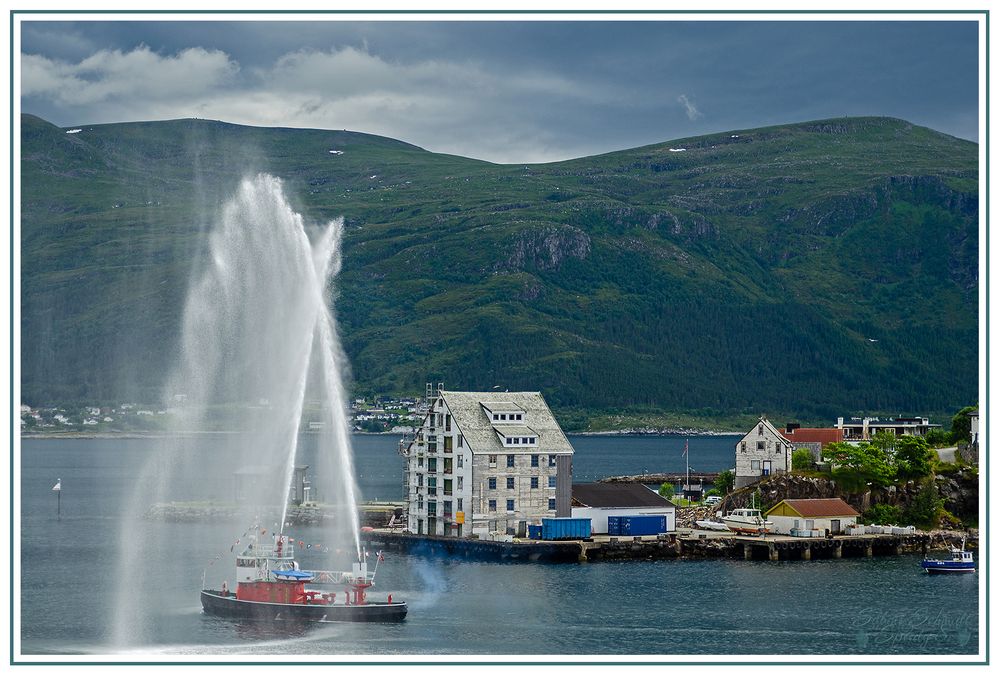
[20,19,980,163]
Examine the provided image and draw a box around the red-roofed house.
[764,498,860,535]
[780,424,845,462]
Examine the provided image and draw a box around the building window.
[418,456,424,468]
[506,437,513,445]
[507,477,515,490]
[444,479,453,496]
[437,413,443,427]
[531,455,539,467]
[489,454,497,467]
[548,455,557,467]
[548,476,557,488]
[507,455,515,468]
[417,495,424,510]
[548,498,556,510]
[493,414,499,421]
[428,477,437,496]
[506,499,515,512]
[444,436,453,453]
[417,473,424,487]
[501,413,507,421]
[445,414,451,432]
[458,434,464,448]
[443,500,453,518]
[515,413,522,421]
[513,437,520,445]
[457,476,463,490]
[488,477,497,490]
[457,498,463,511]
[741,441,746,453]
[428,458,437,473]
[759,424,764,436]
[751,460,760,471]
[757,441,765,451]
[457,454,464,468]
[427,501,437,516]
[531,477,539,489]
[488,499,497,512]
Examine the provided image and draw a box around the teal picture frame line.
[7,7,990,666]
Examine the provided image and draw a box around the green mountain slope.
[20,114,978,424]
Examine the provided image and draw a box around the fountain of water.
[111,173,361,647]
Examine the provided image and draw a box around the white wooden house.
[734,416,793,489]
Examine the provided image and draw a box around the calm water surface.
[19,435,978,656]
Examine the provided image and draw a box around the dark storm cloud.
[20,19,979,163]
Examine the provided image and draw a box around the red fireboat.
[201,530,407,623]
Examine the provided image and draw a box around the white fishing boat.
[721,508,773,534]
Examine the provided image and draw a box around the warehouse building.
[571,482,676,534]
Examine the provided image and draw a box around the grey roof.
[441,391,574,455]
[572,483,674,508]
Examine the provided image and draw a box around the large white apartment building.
[401,390,575,537]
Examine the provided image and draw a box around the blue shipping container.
[608,514,667,536]
[541,517,592,540]
[527,524,543,540]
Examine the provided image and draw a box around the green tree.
[714,469,734,495]
[924,428,950,447]
[950,405,977,444]
[863,503,903,525]
[658,482,675,499]
[792,448,814,471]
[823,441,894,489]
[903,481,944,527]
[894,436,934,481]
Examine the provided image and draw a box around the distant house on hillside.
[834,416,939,441]
[734,416,793,489]
[780,423,845,462]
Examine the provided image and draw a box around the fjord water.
[21,435,977,656]
[108,174,362,647]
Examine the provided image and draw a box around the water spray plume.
[112,173,361,647]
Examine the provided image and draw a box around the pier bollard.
[802,544,811,560]
[833,542,842,559]
[768,544,779,561]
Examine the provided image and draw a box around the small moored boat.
[921,540,975,574]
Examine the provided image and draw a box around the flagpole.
[685,439,690,503]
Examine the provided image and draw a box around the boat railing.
[304,569,375,585]
[240,540,296,560]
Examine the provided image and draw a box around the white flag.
[51,479,61,492]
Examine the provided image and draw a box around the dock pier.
[361,529,930,564]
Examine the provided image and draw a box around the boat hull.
[921,561,976,574]
[200,590,408,623]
